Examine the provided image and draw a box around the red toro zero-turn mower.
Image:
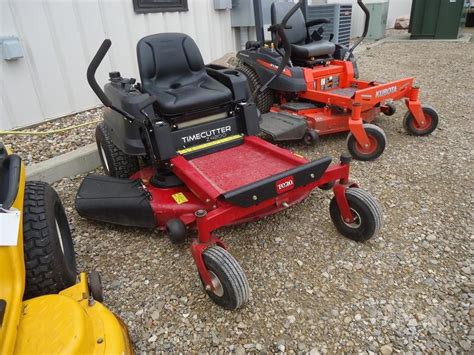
[75,28,383,309]
[236,0,439,160]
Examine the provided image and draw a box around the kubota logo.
[375,86,397,98]
[276,176,295,194]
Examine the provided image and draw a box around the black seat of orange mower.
[137,33,233,118]
[271,2,336,59]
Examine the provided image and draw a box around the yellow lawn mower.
[0,143,133,354]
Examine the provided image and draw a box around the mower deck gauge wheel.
[381,102,397,116]
[166,219,187,244]
[303,130,319,146]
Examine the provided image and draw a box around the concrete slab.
[27,143,100,183]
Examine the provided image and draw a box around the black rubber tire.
[347,124,387,161]
[166,219,187,244]
[329,188,383,242]
[88,271,104,303]
[23,181,77,299]
[201,246,249,310]
[381,102,397,116]
[95,122,139,178]
[403,105,439,136]
[236,63,274,113]
[318,181,335,191]
[303,130,319,146]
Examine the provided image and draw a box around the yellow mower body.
[0,147,133,354]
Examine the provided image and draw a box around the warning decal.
[172,192,189,204]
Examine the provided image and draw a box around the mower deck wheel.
[403,105,439,136]
[318,181,335,191]
[303,130,319,146]
[166,218,187,244]
[88,271,104,303]
[236,63,274,114]
[329,188,383,242]
[201,246,249,310]
[346,124,387,161]
[23,181,77,299]
[381,102,397,116]
[95,122,139,178]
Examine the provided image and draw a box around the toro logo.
[276,175,295,194]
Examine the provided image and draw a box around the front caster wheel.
[303,130,319,146]
[201,246,249,310]
[381,102,397,116]
[346,124,387,161]
[403,105,439,136]
[329,188,383,242]
[166,219,187,244]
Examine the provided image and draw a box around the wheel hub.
[343,208,362,229]
[208,271,224,297]
[355,136,378,155]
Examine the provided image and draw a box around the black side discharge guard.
[75,175,155,228]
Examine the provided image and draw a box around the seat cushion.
[291,40,336,59]
[145,74,233,117]
[137,33,232,117]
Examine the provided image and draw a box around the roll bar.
[87,39,151,123]
[346,0,370,58]
[250,0,303,100]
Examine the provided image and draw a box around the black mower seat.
[137,33,233,117]
[271,2,336,59]
[291,40,336,59]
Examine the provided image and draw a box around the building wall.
[1,0,236,130]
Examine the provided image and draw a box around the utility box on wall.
[409,0,469,39]
[366,1,389,41]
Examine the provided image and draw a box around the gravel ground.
[47,38,474,354]
[2,109,100,165]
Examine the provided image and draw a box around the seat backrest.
[271,2,307,45]
[137,33,206,91]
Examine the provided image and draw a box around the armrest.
[205,67,251,101]
[306,18,331,27]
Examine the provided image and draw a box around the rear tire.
[96,122,139,178]
[201,246,249,310]
[236,63,274,113]
[23,181,77,299]
[329,188,383,242]
[403,105,439,136]
[347,124,387,161]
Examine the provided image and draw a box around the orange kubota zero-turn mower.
[0,143,133,354]
[236,0,439,161]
